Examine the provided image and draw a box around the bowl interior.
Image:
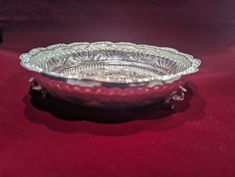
[30,45,192,83]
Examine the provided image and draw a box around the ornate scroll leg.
[163,86,187,110]
[29,77,48,98]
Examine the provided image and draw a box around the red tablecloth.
[1,1,235,176]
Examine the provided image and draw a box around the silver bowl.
[19,41,201,108]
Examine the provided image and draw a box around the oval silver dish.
[19,41,201,108]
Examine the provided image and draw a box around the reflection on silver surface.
[20,42,201,108]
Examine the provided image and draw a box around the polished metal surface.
[20,42,201,108]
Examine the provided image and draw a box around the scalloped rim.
[19,41,201,84]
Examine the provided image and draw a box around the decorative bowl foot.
[163,86,187,110]
[29,77,48,98]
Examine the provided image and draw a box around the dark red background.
[0,0,235,177]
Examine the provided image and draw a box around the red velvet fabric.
[1,0,235,176]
